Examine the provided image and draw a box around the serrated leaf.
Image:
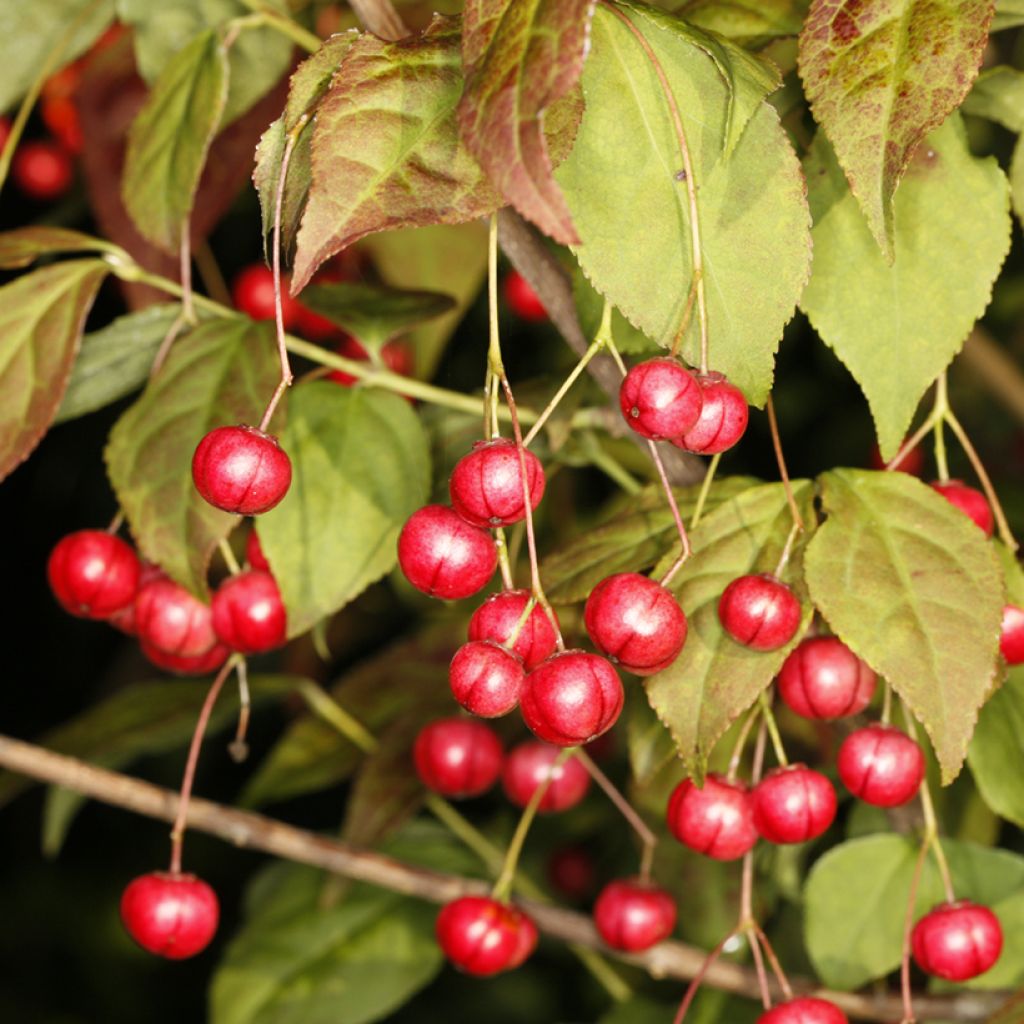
[962,66,1024,132]
[257,383,430,637]
[1011,136,1024,230]
[626,684,678,789]
[805,469,1003,783]
[105,318,281,595]
[122,29,229,253]
[671,0,808,46]
[0,260,109,483]
[291,16,503,292]
[800,121,1010,459]
[574,267,657,356]
[555,2,810,405]
[969,667,1024,829]
[798,0,993,256]
[0,227,118,269]
[458,0,593,243]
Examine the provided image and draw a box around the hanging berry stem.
[689,452,721,530]
[766,395,804,531]
[494,528,515,591]
[726,704,761,784]
[758,690,789,768]
[933,375,950,482]
[229,658,251,763]
[772,521,802,579]
[217,537,241,576]
[900,836,931,1024]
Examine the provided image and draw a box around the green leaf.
[122,29,229,253]
[0,260,109,483]
[105,318,280,595]
[574,268,658,356]
[645,481,816,780]
[805,469,1003,783]
[1011,136,1024,231]
[969,667,1024,828]
[800,121,1011,459]
[257,383,430,637]
[962,66,1024,132]
[798,0,993,256]
[626,684,678,790]
[291,16,502,292]
[671,0,808,46]
[994,0,1024,28]
[555,2,809,405]
[0,227,118,269]
[458,0,593,243]
[56,305,185,423]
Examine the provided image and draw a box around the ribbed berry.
[912,901,1003,982]
[413,718,503,798]
[47,530,140,619]
[502,741,590,813]
[777,636,876,720]
[397,505,497,600]
[619,358,703,440]
[449,640,526,718]
[719,574,801,652]
[667,774,757,861]
[837,725,924,807]
[1000,604,1024,665]
[140,640,230,676]
[752,765,837,844]
[673,373,748,454]
[120,872,219,959]
[468,589,559,670]
[449,439,545,528]
[436,896,537,975]
[593,879,677,952]
[757,997,848,1023]
[192,425,292,515]
[211,570,287,654]
[135,577,217,658]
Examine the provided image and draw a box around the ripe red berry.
[757,997,848,1023]
[135,577,217,657]
[192,425,292,515]
[294,302,340,341]
[869,441,924,476]
[593,879,676,952]
[752,765,837,844]
[912,901,1003,982]
[449,640,526,718]
[546,845,597,901]
[719,574,801,651]
[41,96,83,154]
[232,264,299,327]
[502,741,590,813]
[211,570,287,654]
[436,896,537,975]
[673,373,749,454]
[328,336,413,386]
[930,480,994,536]
[245,529,270,572]
[449,439,546,528]
[666,774,757,861]
[618,358,703,441]
[413,718,504,798]
[47,530,140,619]
[777,636,876,720]
[1000,604,1024,665]
[837,725,925,807]
[140,639,230,676]
[520,651,624,746]
[503,270,548,322]
[107,561,164,635]
[12,140,74,200]
[467,589,559,670]
[120,872,219,959]
[397,505,497,600]
[584,572,687,675]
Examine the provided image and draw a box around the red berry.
[777,636,876,720]
[584,572,687,675]
[135,577,217,657]
[869,441,924,476]
[449,439,546,528]
[449,640,526,718]
[666,774,757,861]
[546,845,597,901]
[673,373,749,454]
[0,117,11,151]
[912,901,1003,982]
[503,270,548,322]
[12,140,74,200]
[413,718,504,798]
[837,725,925,807]
[294,302,340,341]
[192,425,292,515]
[467,589,559,670]
[436,896,537,975]
[930,480,994,536]
[502,741,590,813]
[140,639,230,676]
[1000,604,1024,665]
[47,530,140,619]
[593,878,677,952]
[245,529,270,572]
[107,561,164,635]
[397,505,497,600]
[41,96,83,153]
[719,574,801,652]
[752,765,837,844]
[328,336,413,386]
[757,997,848,1023]
[211,570,287,654]
[232,264,299,327]
[520,651,624,746]
[618,358,703,441]
[120,872,219,959]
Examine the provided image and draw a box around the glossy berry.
[666,774,757,861]
[413,718,503,798]
[397,505,497,600]
[245,529,270,572]
[752,765,837,844]
[140,639,230,676]
[120,872,219,959]
[48,530,140,619]
[619,358,703,441]
[192,425,292,515]
[503,270,548,322]
[912,901,1003,982]
[757,997,848,1023]
[211,570,287,654]
[777,636,876,720]
[584,572,687,675]
[12,140,74,200]
[837,725,925,807]
[502,741,590,813]
[467,589,559,670]
[436,896,537,975]
[719,574,801,652]
[1000,604,1024,665]
[520,651,624,746]
[546,845,597,901]
[593,879,677,952]
[930,480,994,536]
[232,264,299,327]
[449,439,546,528]
[107,562,164,635]
[449,640,526,718]
[135,577,217,658]
[673,373,749,454]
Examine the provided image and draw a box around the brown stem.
[672,931,735,1024]
[900,837,931,1023]
[749,927,772,1010]
[649,440,692,586]
[751,922,793,1002]
[766,395,804,531]
[961,327,1024,428]
[228,659,251,764]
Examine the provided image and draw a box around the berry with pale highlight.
[719,574,801,652]
[397,505,497,600]
[120,872,219,959]
[619,358,703,440]
[593,879,676,952]
[673,373,748,454]
[757,997,848,1023]
[667,774,757,861]
[1000,604,1024,665]
[449,640,526,718]
[777,636,876,720]
[468,589,559,670]
[502,741,590,813]
[449,439,545,528]
[135,577,217,658]
[752,765,836,844]
[413,718,503,798]
[48,530,140,620]
[192,425,292,515]
[435,896,537,975]
[211,570,287,654]
[837,725,924,807]
[912,901,1003,982]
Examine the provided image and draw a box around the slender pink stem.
[900,837,931,1023]
[751,922,793,1001]
[672,930,735,1024]
[649,439,692,587]
[766,395,804,532]
[749,930,772,1010]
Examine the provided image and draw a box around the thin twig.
[766,395,804,531]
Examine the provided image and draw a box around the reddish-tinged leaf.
[458,0,594,244]
[0,228,119,269]
[798,0,994,257]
